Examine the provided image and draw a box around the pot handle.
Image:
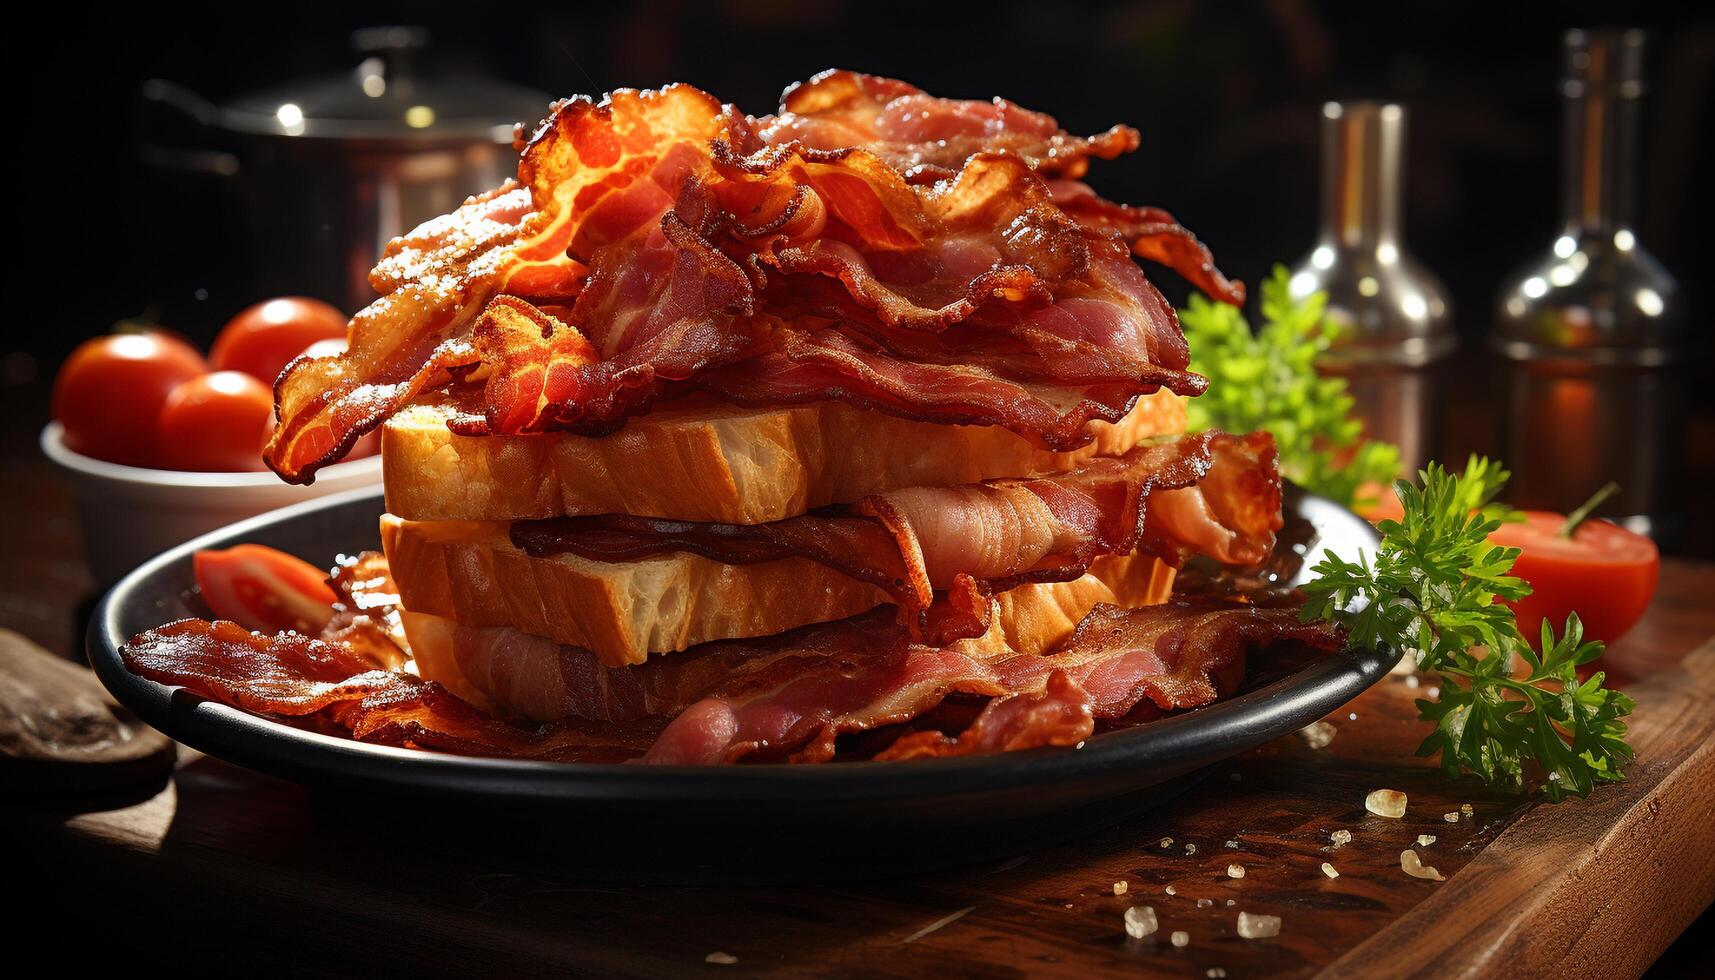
[139,79,240,178]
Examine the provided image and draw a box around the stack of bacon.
[123,72,1343,764]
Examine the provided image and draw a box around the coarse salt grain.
[1237,912,1282,939]
[1225,840,1240,849]
[1197,898,1214,908]
[1123,905,1159,939]
[1405,674,1421,688]
[1226,864,1246,879]
[1330,829,1352,846]
[1348,712,1358,721]
[1159,837,1175,848]
[1208,970,1228,979]
[705,952,738,965]
[1165,885,1177,895]
[1365,789,1408,818]
[1400,849,1445,881]
[1443,812,1460,823]
[1299,721,1337,749]
[1321,862,1339,879]
[1417,835,1437,847]
[1114,881,1128,896]
[1185,843,1198,855]
[1427,687,1440,698]
[1171,931,1190,948]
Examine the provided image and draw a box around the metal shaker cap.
[1298,100,1455,368]
[1563,28,1645,99]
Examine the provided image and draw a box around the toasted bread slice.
[399,552,1178,720]
[382,390,1185,524]
[383,513,1176,668]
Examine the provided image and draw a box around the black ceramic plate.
[88,485,1394,881]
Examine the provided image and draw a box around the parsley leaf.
[1179,265,1400,509]
[1300,457,1634,801]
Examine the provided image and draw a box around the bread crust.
[398,554,1178,720]
[384,515,1177,669]
[383,391,1185,524]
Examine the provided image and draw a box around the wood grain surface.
[11,560,1713,977]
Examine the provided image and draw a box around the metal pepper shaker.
[1492,29,1686,536]
[1288,101,1456,474]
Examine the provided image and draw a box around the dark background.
[6,0,1712,545]
[4,5,1711,967]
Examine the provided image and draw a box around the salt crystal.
[1113,881,1128,896]
[1330,829,1352,846]
[1417,835,1437,847]
[1159,837,1175,848]
[1185,843,1198,855]
[1443,812,1460,823]
[1298,721,1337,749]
[1365,789,1407,818]
[1226,864,1246,879]
[1321,862,1339,879]
[1237,912,1282,939]
[1348,712,1358,721]
[1225,899,1235,907]
[1123,905,1159,939]
[1197,898,1214,908]
[1427,686,1440,698]
[1400,849,1445,881]
[1405,674,1421,689]
[1225,840,1240,849]
[1208,970,1228,979]
[1165,885,1177,895]
[1171,930,1190,948]
[705,952,738,965]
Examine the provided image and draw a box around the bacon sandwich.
[124,72,1343,764]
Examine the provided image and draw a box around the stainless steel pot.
[142,26,547,312]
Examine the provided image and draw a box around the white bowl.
[41,421,383,584]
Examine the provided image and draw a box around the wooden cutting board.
[12,559,1715,977]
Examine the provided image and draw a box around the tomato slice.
[1488,512,1660,647]
[193,544,338,635]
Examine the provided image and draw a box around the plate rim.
[87,484,1398,804]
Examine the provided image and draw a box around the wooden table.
[6,384,1714,976]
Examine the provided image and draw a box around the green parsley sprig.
[1300,457,1635,801]
[1180,265,1400,510]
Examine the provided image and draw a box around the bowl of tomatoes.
[43,297,381,583]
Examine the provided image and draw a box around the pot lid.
[218,26,548,142]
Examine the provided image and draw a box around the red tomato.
[1357,482,1405,525]
[158,371,276,471]
[53,333,208,467]
[210,297,347,385]
[1489,513,1660,647]
[194,544,337,634]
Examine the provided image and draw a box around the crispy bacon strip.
[122,593,1342,765]
[873,671,1095,760]
[510,431,1280,626]
[755,69,1140,180]
[123,619,652,762]
[1049,179,1245,306]
[263,74,1238,482]
[265,86,736,481]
